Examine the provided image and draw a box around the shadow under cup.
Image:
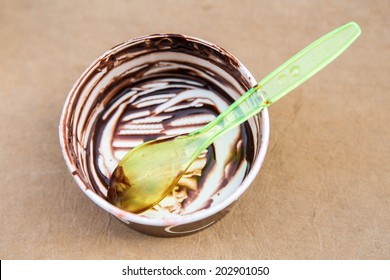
[59,34,269,237]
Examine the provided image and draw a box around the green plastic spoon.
[108,22,361,213]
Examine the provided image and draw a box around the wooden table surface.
[1,0,389,259]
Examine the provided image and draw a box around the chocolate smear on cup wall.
[66,35,257,218]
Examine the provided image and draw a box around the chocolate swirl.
[90,60,254,218]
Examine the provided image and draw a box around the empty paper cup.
[59,34,269,237]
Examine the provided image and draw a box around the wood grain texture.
[0,0,389,259]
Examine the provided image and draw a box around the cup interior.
[59,34,269,224]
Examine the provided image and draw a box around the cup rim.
[59,33,270,227]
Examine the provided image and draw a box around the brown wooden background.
[0,0,389,259]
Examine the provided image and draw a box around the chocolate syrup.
[88,64,254,217]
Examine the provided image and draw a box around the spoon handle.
[191,22,361,151]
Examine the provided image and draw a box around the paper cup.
[59,34,269,237]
